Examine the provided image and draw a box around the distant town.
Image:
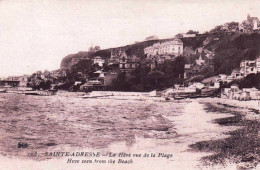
[1,14,260,100]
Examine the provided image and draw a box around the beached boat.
[24,90,57,96]
[0,89,6,93]
[24,91,39,95]
[81,94,113,98]
[174,95,185,100]
[188,94,200,98]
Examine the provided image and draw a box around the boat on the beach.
[24,89,57,96]
[0,89,6,93]
[188,93,201,99]
[174,95,186,100]
[81,94,113,98]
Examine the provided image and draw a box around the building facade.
[93,56,105,67]
[144,39,183,57]
[239,14,260,32]
[119,52,141,72]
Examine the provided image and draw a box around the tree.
[175,33,183,38]
[112,72,131,91]
[94,46,100,51]
[88,45,100,52]
[187,30,199,34]
[149,70,164,88]
[145,35,159,41]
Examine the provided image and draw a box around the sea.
[0,91,184,160]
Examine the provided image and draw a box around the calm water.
[0,92,184,160]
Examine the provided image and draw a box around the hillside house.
[184,64,202,78]
[119,51,141,72]
[231,69,243,79]
[228,57,260,80]
[108,49,122,65]
[144,39,183,57]
[201,76,220,89]
[93,56,105,67]
[195,55,205,66]
[240,60,257,76]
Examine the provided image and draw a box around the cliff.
[60,51,91,70]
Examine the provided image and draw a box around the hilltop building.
[144,39,183,57]
[239,14,260,32]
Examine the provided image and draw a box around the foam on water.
[0,92,180,160]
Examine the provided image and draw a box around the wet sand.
[0,93,241,170]
[190,98,260,169]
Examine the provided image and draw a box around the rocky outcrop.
[60,51,91,70]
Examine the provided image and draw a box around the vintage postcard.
[0,0,260,169]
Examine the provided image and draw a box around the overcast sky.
[0,0,259,77]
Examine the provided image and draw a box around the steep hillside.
[60,35,207,70]
[60,31,260,78]
[212,33,260,75]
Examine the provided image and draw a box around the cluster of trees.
[224,73,260,90]
[187,30,199,34]
[29,80,52,90]
[209,22,239,33]
[112,57,185,91]
[213,33,260,75]
[58,27,260,92]
[88,46,100,53]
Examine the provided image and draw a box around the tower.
[247,13,251,21]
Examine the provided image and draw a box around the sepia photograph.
[1,0,260,169]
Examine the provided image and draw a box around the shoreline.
[189,98,260,169]
[1,95,260,169]
[199,97,260,111]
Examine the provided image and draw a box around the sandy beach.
[1,94,254,170]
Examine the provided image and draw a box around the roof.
[231,83,239,87]
[232,68,240,73]
[93,70,104,74]
[201,76,218,84]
